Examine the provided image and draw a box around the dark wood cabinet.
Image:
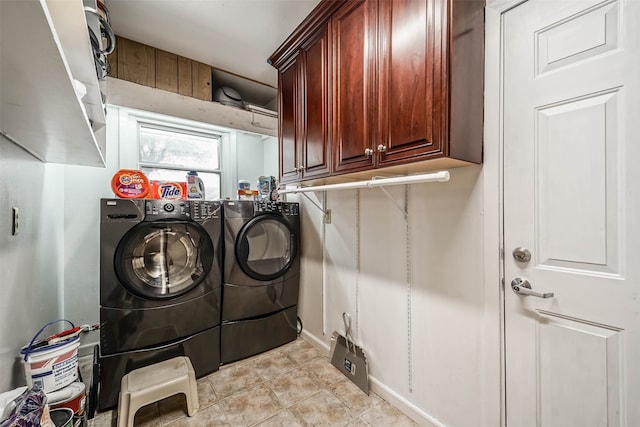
[377,0,484,168]
[331,0,377,175]
[301,25,332,180]
[274,24,332,184]
[277,56,300,183]
[377,0,442,166]
[270,0,484,184]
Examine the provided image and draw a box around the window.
[137,124,222,200]
[116,106,278,201]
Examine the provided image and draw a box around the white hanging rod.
[278,170,450,194]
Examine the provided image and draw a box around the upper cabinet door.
[376,0,444,166]
[269,0,484,183]
[331,0,377,174]
[278,57,301,183]
[300,24,332,180]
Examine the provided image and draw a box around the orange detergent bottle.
[111,169,151,198]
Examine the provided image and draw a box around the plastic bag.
[0,385,50,427]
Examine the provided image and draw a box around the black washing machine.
[98,198,222,410]
[221,200,300,363]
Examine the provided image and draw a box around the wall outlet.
[12,207,19,235]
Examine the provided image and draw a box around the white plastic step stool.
[117,356,199,427]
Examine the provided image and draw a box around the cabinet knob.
[364,148,374,158]
[377,144,387,153]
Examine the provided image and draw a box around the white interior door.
[503,0,640,425]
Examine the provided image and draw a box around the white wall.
[235,133,278,190]
[62,107,123,351]
[291,165,491,426]
[0,136,65,391]
[263,136,278,178]
[236,132,267,187]
[292,3,507,424]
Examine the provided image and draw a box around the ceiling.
[106,0,321,107]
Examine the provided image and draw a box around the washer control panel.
[144,200,222,220]
[191,201,222,220]
[145,200,191,219]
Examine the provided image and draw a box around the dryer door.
[236,214,297,281]
[115,220,214,299]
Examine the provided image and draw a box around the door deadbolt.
[512,247,531,262]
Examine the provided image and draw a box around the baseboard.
[299,330,445,427]
[369,378,445,427]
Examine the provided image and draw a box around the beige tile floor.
[88,338,417,427]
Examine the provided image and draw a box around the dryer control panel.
[254,201,299,216]
[255,201,279,213]
[280,202,299,216]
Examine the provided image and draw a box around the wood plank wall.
[107,36,212,101]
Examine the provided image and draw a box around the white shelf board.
[45,0,107,132]
[0,0,105,167]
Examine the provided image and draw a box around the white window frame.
[138,121,221,171]
[117,107,238,198]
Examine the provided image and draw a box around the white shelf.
[0,0,106,167]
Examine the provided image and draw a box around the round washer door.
[236,214,297,281]
[114,220,214,299]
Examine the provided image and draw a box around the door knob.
[377,144,387,153]
[364,148,374,158]
[510,278,554,298]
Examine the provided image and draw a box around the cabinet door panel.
[278,58,300,183]
[378,0,445,165]
[302,25,331,179]
[332,0,376,173]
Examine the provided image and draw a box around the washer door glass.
[115,221,213,299]
[236,214,297,281]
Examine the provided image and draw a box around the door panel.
[114,221,214,299]
[377,0,440,164]
[278,57,300,183]
[301,24,331,179]
[503,0,640,425]
[535,312,622,427]
[236,215,297,282]
[535,91,621,274]
[332,0,376,173]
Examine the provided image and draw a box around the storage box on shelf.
[0,0,106,167]
[269,0,485,185]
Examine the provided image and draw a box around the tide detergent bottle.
[186,171,205,200]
